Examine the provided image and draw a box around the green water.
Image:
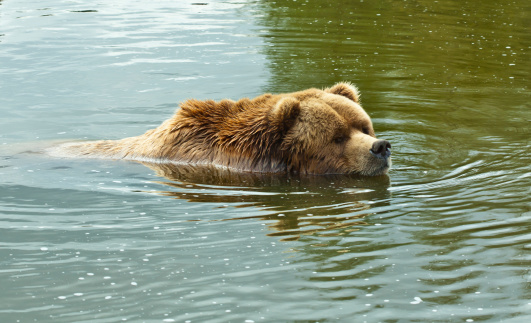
[1,0,529,322]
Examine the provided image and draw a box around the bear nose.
[370,140,391,159]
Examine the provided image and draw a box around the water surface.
[1,0,530,322]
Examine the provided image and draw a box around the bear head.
[268,83,391,176]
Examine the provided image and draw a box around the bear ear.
[268,97,300,133]
[326,82,360,103]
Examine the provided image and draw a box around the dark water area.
[0,0,529,322]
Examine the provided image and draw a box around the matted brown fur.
[50,83,391,175]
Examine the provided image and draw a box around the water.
[1,0,529,322]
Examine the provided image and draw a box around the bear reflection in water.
[51,83,391,176]
[142,162,391,241]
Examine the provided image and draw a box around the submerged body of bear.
[50,83,391,176]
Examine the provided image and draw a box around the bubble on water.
[410,297,423,304]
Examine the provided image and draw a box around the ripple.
[111,58,196,67]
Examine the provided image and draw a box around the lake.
[1,0,530,322]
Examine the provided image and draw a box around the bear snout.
[370,139,391,160]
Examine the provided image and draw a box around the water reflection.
[257,0,529,93]
[142,162,390,241]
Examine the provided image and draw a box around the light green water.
[0,0,529,322]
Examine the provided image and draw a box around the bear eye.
[333,136,347,144]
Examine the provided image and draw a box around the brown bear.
[49,83,391,176]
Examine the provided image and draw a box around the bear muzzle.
[370,139,391,160]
